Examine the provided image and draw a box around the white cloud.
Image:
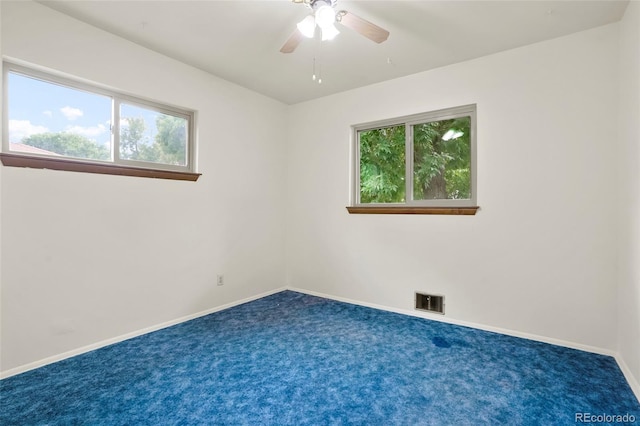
[8,120,49,143]
[43,110,53,118]
[60,106,83,121]
[65,123,108,139]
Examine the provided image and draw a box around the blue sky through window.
[8,73,111,146]
[8,72,161,148]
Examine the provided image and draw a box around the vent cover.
[415,292,444,314]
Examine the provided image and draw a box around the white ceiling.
[39,0,629,105]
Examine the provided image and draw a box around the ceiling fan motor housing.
[309,0,337,11]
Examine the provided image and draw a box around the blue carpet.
[1,291,639,425]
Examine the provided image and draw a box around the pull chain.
[312,60,322,84]
[312,36,323,84]
[312,57,317,82]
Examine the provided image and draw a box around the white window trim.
[351,104,477,210]
[2,61,197,175]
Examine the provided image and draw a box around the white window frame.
[2,61,196,175]
[351,104,477,210]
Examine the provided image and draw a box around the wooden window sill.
[0,153,201,181]
[346,206,479,215]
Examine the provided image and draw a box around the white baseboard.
[0,286,287,380]
[615,354,640,404]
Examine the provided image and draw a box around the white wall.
[617,0,640,392]
[286,24,620,351]
[0,1,287,373]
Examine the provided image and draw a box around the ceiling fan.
[280,0,390,54]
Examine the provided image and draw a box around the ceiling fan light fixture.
[321,24,339,41]
[280,0,389,54]
[297,15,316,38]
[315,4,336,29]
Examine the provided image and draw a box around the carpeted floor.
[1,290,639,425]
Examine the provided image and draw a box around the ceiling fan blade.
[280,30,304,54]
[338,10,389,44]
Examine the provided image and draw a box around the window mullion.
[112,98,121,163]
[354,129,361,205]
[405,123,413,204]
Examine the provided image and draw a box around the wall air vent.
[415,292,445,315]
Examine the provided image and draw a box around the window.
[349,105,477,215]
[2,62,199,181]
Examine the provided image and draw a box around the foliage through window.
[353,105,476,209]
[3,62,195,175]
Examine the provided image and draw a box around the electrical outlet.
[216,275,224,286]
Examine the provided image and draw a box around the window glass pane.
[8,72,112,161]
[119,103,188,167]
[412,116,471,201]
[359,125,406,203]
